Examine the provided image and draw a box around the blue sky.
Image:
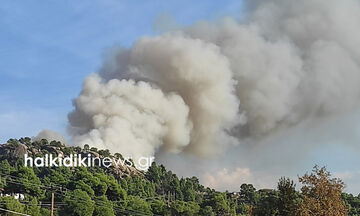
[0,0,243,142]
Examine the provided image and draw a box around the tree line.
[0,138,359,215]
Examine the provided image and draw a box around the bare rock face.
[111,159,144,178]
[12,143,28,158]
[88,151,100,158]
[128,166,143,176]
[0,141,143,179]
[41,145,63,156]
[31,148,39,154]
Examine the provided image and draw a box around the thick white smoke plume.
[69,36,240,159]
[68,0,360,162]
[34,130,67,144]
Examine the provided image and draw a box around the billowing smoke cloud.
[69,35,240,160]
[204,168,254,191]
[34,129,67,144]
[68,0,360,163]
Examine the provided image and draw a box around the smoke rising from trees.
[68,0,360,163]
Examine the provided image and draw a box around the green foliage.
[40,208,51,216]
[146,162,162,185]
[182,180,196,202]
[254,190,279,216]
[0,138,357,216]
[240,183,260,206]
[49,140,63,148]
[199,205,215,216]
[8,166,44,198]
[0,160,14,174]
[114,153,124,160]
[71,167,107,196]
[93,195,115,216]
[170,200,200,216]
[40,166,72,186]
[7,138,20,148]
[90,147,98,152]
[0,160,14,189]
[74,180,95,196]
[19,137,32,146]
[124,175,155,198]
[0,196,25,216]
[95,172,126,201]
[61,189,95,216]
[125,195,153,215]
[83,144,90,152]
[98,149,111,157]
[278,177,300,216]
[203,193,232,215]
[25,197,41,216]
[343,193,360,215]
[150,199,168,215]
[212,193,232,215]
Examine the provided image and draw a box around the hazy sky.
[1,0,360,194]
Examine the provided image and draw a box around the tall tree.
[93,195,115,216]
[8,167,44,198]
[254,190,279,215]
[125,195,153,215]
[297,165,348,216]
[61,189,95,216]
[278,177,299,216]
[25,198,41,216]
[240,184,259,206]
[0,196,25,216]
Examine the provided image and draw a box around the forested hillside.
[0,138,359,216]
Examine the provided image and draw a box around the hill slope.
[0,138,359,215]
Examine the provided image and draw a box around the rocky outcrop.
[13,143,28,158]
[0,141,143,178]
[41,145,63,157]
[112,161,144,177]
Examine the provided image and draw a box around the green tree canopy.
[61,189,95,216]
